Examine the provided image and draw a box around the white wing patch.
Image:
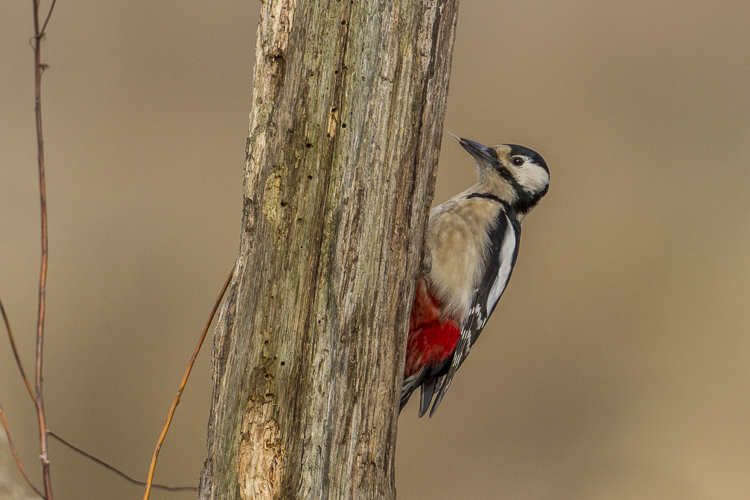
[487,216,516,310]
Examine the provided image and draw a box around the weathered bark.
[199,0,459,498]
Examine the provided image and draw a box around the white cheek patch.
[514,164,549,193]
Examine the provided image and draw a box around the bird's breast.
[424,197,502,321]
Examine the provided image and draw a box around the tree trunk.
[199,0,459,498]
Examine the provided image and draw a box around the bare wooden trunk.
[199,0,459,498]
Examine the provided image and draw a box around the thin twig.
[3,295,195,493]
[0,403,46,499]
[31,1,53,498]
[0,299,36,402]
[39,0,57,38]
[47,431,197,493]
[142,266,235,500]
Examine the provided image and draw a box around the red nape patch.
[404,279,461,377]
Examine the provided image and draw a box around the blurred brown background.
[2,1,750,499]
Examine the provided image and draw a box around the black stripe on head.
[484,165,536,214]
[473,165,539,215]
[507,144,549,173]
[501,144,549,213]
[512,179,547,214]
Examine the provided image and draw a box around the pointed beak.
[455,137,497,163]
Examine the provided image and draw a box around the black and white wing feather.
[427,212,521,416]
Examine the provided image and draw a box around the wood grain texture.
[199,0,459,498]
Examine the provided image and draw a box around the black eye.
[511,156,525,166]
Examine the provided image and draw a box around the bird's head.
[457,136,549,215]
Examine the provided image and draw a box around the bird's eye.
[511,156,525,166]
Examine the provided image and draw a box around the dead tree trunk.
[199,0,459,498]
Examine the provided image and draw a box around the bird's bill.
[458,138,496,163]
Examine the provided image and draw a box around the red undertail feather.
[405,278,461,377]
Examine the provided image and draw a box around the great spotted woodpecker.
[401,137,549,417]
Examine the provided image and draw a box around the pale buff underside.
[424,196,502,322]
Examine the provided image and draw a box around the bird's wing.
[428,213,520,417]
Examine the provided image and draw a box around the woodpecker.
[401,136,549,417]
